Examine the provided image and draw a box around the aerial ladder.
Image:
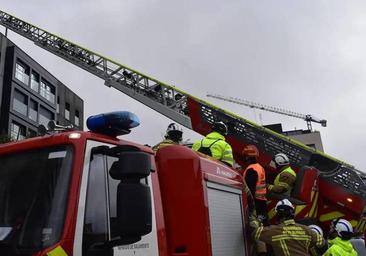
[0,9,365,231]
[207,93,327,131]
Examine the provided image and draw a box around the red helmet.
[242,145,259,159]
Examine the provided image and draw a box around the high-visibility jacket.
[244,163,267,201]
[192,132,234,167]
[269,166,297,196]
[152,139,178,151]
[252,219,324,256]
[323,237,357,256]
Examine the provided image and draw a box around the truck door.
[73,141,159,256]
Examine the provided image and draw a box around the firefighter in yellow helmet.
[323,218,357,256]
[250,199,325,256]
[152,123,183,151]
[192,121,234,167]
[268,153,297,197]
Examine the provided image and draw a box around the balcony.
[13,98,27,116]
[15,69,29,85]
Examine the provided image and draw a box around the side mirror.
[109,151,152,243]
[116,183,152,238]
[109,152,151,180]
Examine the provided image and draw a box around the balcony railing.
[13,99,27,116]
[15,70,29,85]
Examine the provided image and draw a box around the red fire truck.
[0,9,365,256]
[0,111,253,256]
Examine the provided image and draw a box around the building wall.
[0,33,83,141]
[265,123,325,152]
[57,82,84,128]
[287,131,324,152]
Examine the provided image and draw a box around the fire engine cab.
[0,111,251,256]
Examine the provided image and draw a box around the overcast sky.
[1,1,366,172]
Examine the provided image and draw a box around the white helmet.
[165,123,183,142]
[332,219,353,237]
[309,225,323,237]
[274,153,290,166]
[275,199,294,213]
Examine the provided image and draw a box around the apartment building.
[0,33,83,141]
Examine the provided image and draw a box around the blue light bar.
[87,111,140,136]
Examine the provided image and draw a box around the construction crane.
[207,93,327,131]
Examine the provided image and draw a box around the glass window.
[83,154,109,254]
[106,156,121,239]
[40,79,55,104]
[83,150,151,254]
[75,110,80,126]
[29,99,38,122]
[27,129,37,138]
[13,89,28,116]
[0,146,73,252]
[15,60,30,85]
[30,71,40,92]
[10,121,26,141]
[56,97,60,113]
[39,106,54,127]
[65,103,70,120]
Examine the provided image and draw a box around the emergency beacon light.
[87,111,140,136]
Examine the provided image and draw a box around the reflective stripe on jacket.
[253,219,324,256]
[192,132,234,166]
[323,237,358,256]
[271,166,297,196]
[244,163,267,201]
[152,139,177,151]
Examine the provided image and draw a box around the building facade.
[0,33,83,141]
[265,123,324,152]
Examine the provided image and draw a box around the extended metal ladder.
[1,10,365,199]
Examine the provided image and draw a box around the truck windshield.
[0,145,73,254]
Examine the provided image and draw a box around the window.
[10,121,26,140]
[30,71,40,92]
[40,79,55,103]
[27,129,37,138]
[15,60,30,85]
[29,99,38,122]
[106,156,121,239]
[65,102,70,120]
[13,89,28,116]
[82,149,151,255]
[39,106,54,127]
[56,97,60,113]
[83,154,109,254]
[0,146,73,250]
[75,110,80,126]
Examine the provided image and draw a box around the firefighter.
[152,123,183,151]
[268,153,296,197]
[242,144,267,224]
[242,145,268,256]
[323,218,358,256]
[250,199,325,256]
[192,121,234,167]
[308,225,328,255]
